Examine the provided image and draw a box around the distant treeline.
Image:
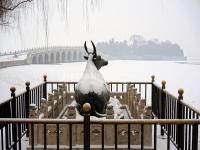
[96,35,186,60]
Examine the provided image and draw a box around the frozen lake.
[0,60,200,110]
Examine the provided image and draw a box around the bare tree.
[0,0,32,25]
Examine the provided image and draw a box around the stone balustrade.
[28,83,153,149]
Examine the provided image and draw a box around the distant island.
[96,35,187,60]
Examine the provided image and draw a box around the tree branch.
[0,21,10,26]
[0,0,33,11]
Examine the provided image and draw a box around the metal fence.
[0,75,199,150]
[152,81,200,150]
[0,118,199,150]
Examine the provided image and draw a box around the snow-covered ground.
[0,60,200,110]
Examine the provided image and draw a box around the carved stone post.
[53,89,58,118]
[29,104,38,118]
[137,99,145,118]
[29,104,38,146]
[126,84,131,105]
[135,93,141,118]
[58,85,64,109]
[106,105,114,119]
[128,85,134,114]
[40,98,48,118]
[63,84,68,106]
[132,88,137,118]
[143,106,152,146]
[66,105,76,119]
[47,93,54,118]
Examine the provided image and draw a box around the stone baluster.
[53,89,59,100]
[128,86,133,109]
[126,84,131,105]
[29,104,38,118]
[143,106,152,146]
[53,89,58,118]
[63,83,67,91]
[40,98,48,118]
[131,88,137,118]
[143,106,152,119]
[62,84,67,106]
[62,83,67,106]
[134,93,141,118]
[58,85,64,96]
[66,105,76,119]
[29,104,38,146]
[137,99,146,118]
[106,105,114,119]
[47,93,54,118]
[58,85,64,113]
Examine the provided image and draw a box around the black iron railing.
[0,75,199,150]
[152,80,200,150]
[0,118,199,150]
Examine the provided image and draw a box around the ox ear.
[84,56,88,60]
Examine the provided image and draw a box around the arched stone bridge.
[27,46,87,64]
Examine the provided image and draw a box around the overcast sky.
[0,0,200,59]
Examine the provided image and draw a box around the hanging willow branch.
[0,0,32,11]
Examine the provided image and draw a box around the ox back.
[75,90,110,116]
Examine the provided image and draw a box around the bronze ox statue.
[75,41,110,117]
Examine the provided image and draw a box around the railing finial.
[151,75,155,82]
[43,75,47,82]
[10,86,16,97]
[178,88,184,100]
[161,80,166,89]
[25,81,30,87]
[83,103,91,113]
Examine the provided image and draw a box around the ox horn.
[91,40,97,57]
[84,41,89,54]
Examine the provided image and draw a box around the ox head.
[84,41,108,70]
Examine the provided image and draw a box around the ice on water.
[0,60,200,110]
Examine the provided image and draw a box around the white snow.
[76,54,109,94]
[107,97,123,117]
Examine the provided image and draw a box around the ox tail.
[88,92,107,118]
[94,110,106,117]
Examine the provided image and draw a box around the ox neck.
[84,54,97,72]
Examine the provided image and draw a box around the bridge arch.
[56,52,60,63]
[73,51,77,62]
[67,51,71,62]
[32,56,37,64]
[78,52,83,61]
[62,51,66,62]
[50,53,55,63]
[38,54,43,64]
[44,54,49,64]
